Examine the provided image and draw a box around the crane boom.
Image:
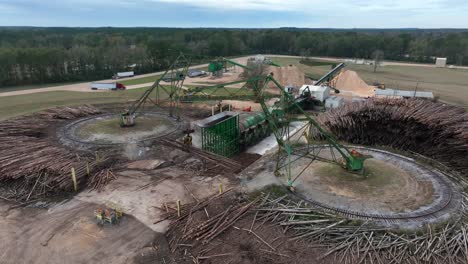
[120,53,191,126]
[315,62,345,85]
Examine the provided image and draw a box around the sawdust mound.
[332,70,375,97]
[268,65,305,89]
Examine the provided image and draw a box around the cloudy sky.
[0,0,467,28]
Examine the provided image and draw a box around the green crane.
[256,75,371,186]
[176,74,370,187]
[208,57,253,77]
[119,53,191,127]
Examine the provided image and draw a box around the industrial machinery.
[306,63,345,94]
[372,81,386,89]
[120,53,369,188]
[197,111,271,156]
[208,57,253,77]
[95,203,123,226]
[119,53,191,127]
[191,74,370,187]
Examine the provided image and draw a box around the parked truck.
[112,71,134,79]
[90,82,126,90]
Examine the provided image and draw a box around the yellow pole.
[71,167,77,192]
[176,200,181,217]
[219,183,223,194]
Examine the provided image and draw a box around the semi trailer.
[90,82,126,90]
[113,71,134,79]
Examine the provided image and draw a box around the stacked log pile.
[0,105,107,201]
[313,99,468,174]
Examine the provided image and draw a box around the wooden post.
[95,151,99,163]
[176,200,181,217]
[212,106,214,116]
[86,162,90,176]
[71,167,77,192]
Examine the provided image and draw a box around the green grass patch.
[119,75,161,86]
[0,86,171,120]
[300,58,335,67]
[0,81,82,93]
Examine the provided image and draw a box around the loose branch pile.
[256,192,468,264]
[0,105,112,201]
[313,99,468,174]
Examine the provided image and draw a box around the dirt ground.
[0,200,161,264]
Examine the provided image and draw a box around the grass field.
[0,81,82,93]
[272,57,468,108]
[0,87,154,120]
[119,75,161,86]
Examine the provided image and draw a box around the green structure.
[198,112,240,157]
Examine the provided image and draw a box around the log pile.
[164,190,255,253]
[157,138,243,173]
[257,192,468,264]
[313,99,468,174]
[0,105,107,201]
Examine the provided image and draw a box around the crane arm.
[223,58,253,70]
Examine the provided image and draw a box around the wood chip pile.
[0,105,108,201]
[313,99,468,174]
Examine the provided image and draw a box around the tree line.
[1,27,467,87]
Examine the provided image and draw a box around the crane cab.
[120,112,135,127]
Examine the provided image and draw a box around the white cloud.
[152,0,456,13]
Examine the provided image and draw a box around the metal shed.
[196,112,240,157]
[374,89,434,99]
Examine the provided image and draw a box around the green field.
[119,75,161,86]
[272,57,468,108]
[0,87,155,120]
[0,81,82,93]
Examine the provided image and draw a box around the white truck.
[113,71,134,79]
[90,82,126,90]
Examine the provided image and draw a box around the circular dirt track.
[61,112,181,146]
[279,146,462,226]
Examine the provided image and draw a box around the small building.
[436,58,447,68]
[196,112,240,157]
[325,96,345,109]
[299,85,330,102]
[374,89,434,100]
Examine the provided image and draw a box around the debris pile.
[165,190,255,252]
[331,70,374,97]
[313,99,468,174]
[0,105,111,201]
[163,191,331,264]
[258,193,468,264]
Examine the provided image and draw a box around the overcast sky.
[0,0,467,28]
